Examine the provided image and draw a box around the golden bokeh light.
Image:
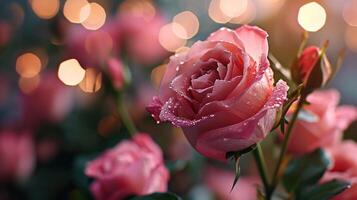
[79,68,102,93]
[159,23,187,52]
[298,2,326,32]
[343,0,357,27]
[230,0,256,24]
[172,11,199,39]
[81,3,106,30]
[63,0,91,23]
[16,53,42,78]
[220,0,248,18]
[345,26,357,52]
[209,0,231,24]
[151,64,167,88]
[31,0,60,19]
[119,0,156,21]
[58,59,86,86]
[19,75,40,94]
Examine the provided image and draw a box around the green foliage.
[297,179,351,200]
[283,149,330,192]
[130,192,182,200]
[282,149,351,200]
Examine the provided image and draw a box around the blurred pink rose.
[118,13,168,65]
[65,21,121,68]
[205,167,259,200]
[0,131,35,183]
[148,25,288,161]
[21,73,73,130]
[287,89,357,154]
[291,46,331,85]
[85,133,169,200]
[0,20,12,48]
[107,58,125,90]
[322,141,357,200]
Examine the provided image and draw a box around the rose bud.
[322,141,357,200]
[291,46,332,93]
[0,131,35,183]
[147,25,289,161]
[204,167,260,200]
[286,89,357,155]
[85,133,169,200]
[107,58,125,90]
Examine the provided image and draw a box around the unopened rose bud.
[291,46,332,94]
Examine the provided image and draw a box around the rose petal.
[207,27,245,50]
[235,25,268,64]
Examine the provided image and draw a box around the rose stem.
[269,97,305,197]
[117,93,138,137]
[252,143,270,197]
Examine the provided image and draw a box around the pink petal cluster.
[0,131,35,183]
[148,25,288,161]
[85,134,169,200]
[287,89,357,154]
[204,167,260,200]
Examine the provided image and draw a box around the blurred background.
[0,0,356,199]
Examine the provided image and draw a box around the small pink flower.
[85,134,169,200]
[287,89,357,154]
[107,58,125,90]
[322,141,357,200]
[147,25,288,161]
[204,167,260,200]
[0,131,35,183]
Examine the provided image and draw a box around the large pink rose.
[0,131,35,183]
[286,89,357,154]
[204,167,260,200]
[322,141,357,200]
[85,134,169,200]
[147,25,288,161]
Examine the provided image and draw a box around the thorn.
[230,156,241,192]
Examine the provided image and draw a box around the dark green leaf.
[297,179,351,200]
[130,192,182,200]
[283,149,331,192]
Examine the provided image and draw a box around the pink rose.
[107,58,125,90]
[204,167,260,200]
[21,73,73,130]
[291,46,331,85]
[65,21,121,68]
[118,13,168,65]
[0,131,35,183]
[85,134,169,200]
[287,89,357,154]
[322,141,357,200]
[147,25,288,161]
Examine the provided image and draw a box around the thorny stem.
[252,143,270,198]
[268,96,305,198]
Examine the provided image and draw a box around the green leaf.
[130,192,182,200]
[283,149,331,192]
[297,179,351,200]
